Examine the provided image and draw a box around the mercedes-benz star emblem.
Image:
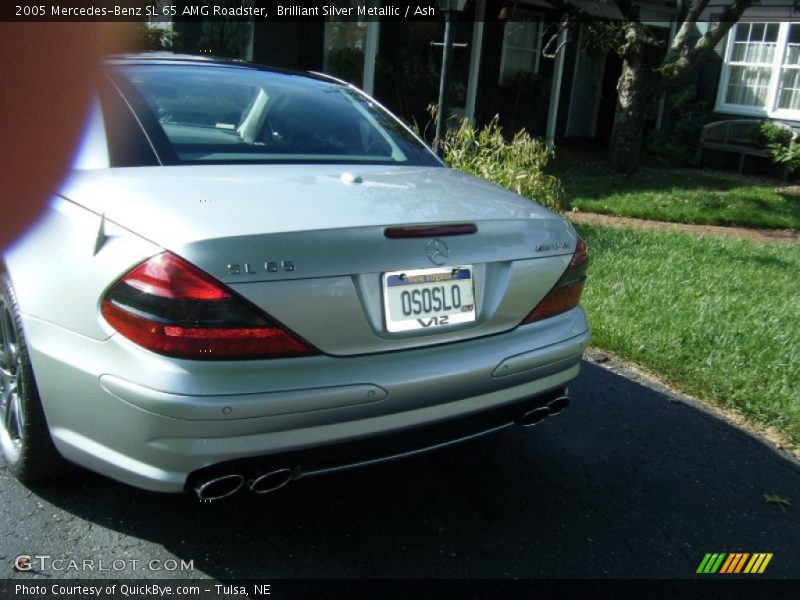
[426,238,450,266]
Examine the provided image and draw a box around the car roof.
[103,52,339,85]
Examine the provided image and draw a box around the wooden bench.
[698,119,797,176]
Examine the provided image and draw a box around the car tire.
[0,274,69,482]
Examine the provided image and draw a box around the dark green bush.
[756,121,794,148]
[646,86,707,167]
[758,122,800,181]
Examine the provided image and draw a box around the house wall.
[696,3,800,126]
[689,23,744,123]
[698,0,800,22]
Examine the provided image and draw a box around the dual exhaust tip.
[193,467,294,502]
[193,394,571,500]
[518,394,570,427]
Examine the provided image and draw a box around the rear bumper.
[25,307,589,493]
[187,385,571,490]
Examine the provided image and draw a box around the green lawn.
[551,153,800,230]
[576,224,800,445]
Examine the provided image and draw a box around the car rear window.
[109,63,441,167]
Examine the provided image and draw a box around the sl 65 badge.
[227,261,295,275]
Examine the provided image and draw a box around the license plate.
[382,266,476,332]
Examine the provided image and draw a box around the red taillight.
[570,236,588,268]
[522,236,588,325]
[123,253,230,300]
[102,252,317,360]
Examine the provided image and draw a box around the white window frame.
[498,16,543,85]
[715,21,800,121]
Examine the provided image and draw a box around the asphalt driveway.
[1,358,798,580]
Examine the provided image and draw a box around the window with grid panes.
[717,22,800,119]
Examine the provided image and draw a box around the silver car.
[0,55,589,500]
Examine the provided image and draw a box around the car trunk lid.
[63,164,578,354]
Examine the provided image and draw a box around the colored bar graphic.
[698,552,773,574]
[758,554,773,574]
[719,553,743,574]
[696,553,714,574]
[733,553,750,573]
[710,553,726,573]
[719,554,736,574]
[744,554,761,574]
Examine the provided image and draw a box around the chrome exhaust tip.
[547,395,570,415]
[193,474,245,501]
[519,406,551,427]
[247,468,294,495]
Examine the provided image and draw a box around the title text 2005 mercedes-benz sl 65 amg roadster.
[0,54,589,500]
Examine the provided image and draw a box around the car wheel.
[0,274,68,482]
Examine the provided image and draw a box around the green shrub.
[757,121,800,181]
[438,112,564,213]
[767,140,800,181]
[756,121,794,148]
[646,86,707,167]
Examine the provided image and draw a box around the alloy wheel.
[0,297,24,462]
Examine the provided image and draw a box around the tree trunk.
[609,52,648,172]
[601,0,753,173]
